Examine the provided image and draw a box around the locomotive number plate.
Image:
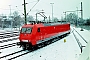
[22,40,28,42]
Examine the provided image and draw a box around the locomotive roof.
[22,24,34,28]
[43,23,63,26]
[22,23,69,28]
[22,23,44,28]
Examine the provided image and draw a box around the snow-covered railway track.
[0,30,70,60]
[0,37,18,43]
[0,49,24,59]
[7,51,30,60]
[0,33,19,39]
[0,31,19,39]
[0,36,19,50]
[73,28,87,43]
[72,28,87,53]
[7,33,70,60]
[0,42,17,50]
[0,36,63,60]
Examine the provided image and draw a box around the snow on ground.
[0,26,90,60]
[78,40,90,60]
[16,29,81,60]
[73,27,90,42]
[0,37,19,46]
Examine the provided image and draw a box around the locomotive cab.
[18,23,44,50]
[18,25,33,50]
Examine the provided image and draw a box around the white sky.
[0,0,90,19]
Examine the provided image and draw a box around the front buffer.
[17,36,37,50]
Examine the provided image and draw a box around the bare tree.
[13,11,21,27]
[65,13,78,24]
[27,15,34,22]
[53,17,59,22]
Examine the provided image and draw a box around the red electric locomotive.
[17,22,70,50]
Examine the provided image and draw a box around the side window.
[37,28,40,32]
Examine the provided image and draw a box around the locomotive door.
[38,28,42,40]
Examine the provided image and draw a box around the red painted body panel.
[19,23,70,45]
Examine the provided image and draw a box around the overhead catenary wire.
[0,0,39,15]
[28,0,38,4]
[72,29,83,53]
[27,0,40,15]
[15,6,24,15]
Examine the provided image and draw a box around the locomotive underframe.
[17,42,33,50]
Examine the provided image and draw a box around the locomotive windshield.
[21,27,32,33]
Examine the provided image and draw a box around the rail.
[72,28,87,53]
[0,50,24,59]
[73,28,87,43]
[0,42,17,50]
[0,37,18,43]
